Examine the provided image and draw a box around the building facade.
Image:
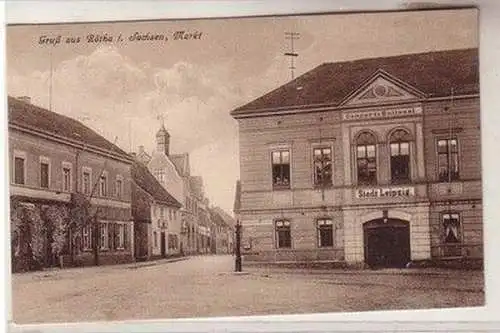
[210,207,236,254]
[231,48,482,268]
[9,96,135,271]
[131,160,182,261]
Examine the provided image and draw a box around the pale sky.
[6,9,478,215]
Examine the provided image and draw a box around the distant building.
[231,48,482,268]
[210,207,236,254]
[131,160,182,261]
[9,96,135,271]
[135,124,213,256]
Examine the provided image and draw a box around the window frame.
[436,137,460,182]
[115,175,124,199]
[274,219,292,249]
[312,145,333,188]
[441,212,462,244]
[62,161,73,193]
[82,224,93,251]
[271,149,291,190]
[389,129,412,184]
[82,167,92,196]
[317,218,334,248]
[39,156,51,189]
[13,150,27,185]
[99,222,108,250]
[355,132,378,185]
[99,171,108,197]
[116,223,125,250]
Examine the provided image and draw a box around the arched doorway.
[363,218,410,268]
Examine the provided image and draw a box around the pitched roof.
[8,96,131,160]
[231,48,479,116]
[170,153,190,176]
[131,161,182,208]
[211,206,235,227]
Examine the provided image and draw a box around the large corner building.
[231,48,482,268]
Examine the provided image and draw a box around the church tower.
[156,124,170,156]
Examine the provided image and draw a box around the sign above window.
[343,106,422,121]
[356,186,415,199]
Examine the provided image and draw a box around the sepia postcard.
[4,3,490,332]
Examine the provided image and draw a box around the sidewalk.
[13,256,191,281]
[244,265,484,277]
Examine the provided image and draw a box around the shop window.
[437,138,459,182]
[275,220,291,248]
[313,147,332,186]
[389,129,411,183]
[272,150,291,189]
[356,132,377,185]
[317,218,334,247]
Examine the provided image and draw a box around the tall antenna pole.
[284,32,300,81]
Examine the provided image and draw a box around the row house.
[131,160,182,261]
[231,48,482,268]
[135,124,213,255]
[9,96,135,271]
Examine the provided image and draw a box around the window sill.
[272,186,291,191]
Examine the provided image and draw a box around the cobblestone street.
[11,255,484,324]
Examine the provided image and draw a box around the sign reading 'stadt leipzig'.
[343,107,423,121]
[356,187,416,199]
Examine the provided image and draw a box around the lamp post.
[235,219,242,272]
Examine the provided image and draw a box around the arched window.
[356,132,377,185]
[389,129,411,183]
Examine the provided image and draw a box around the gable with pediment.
[341,71,424,106]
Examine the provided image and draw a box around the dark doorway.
[160,232,166,257]
[363,218,410,268]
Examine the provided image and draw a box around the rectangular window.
[62,166,71,192]
[272,150,291,189]
[14,156,25,185]
[117,224,125,249]
[443,213,461,244]
[40,162,49,188]
[317,219,334,247]
[83,171,91,195]
[390,142,410,183]
[153,231,158,248]
[357,144,377,184]
[99,174,107,196]
[437,138,459,182]
[82,225,92,250]
[275,220,291,248]
[313,147,333,186]
[99,223,108,250]
[115,179,123,199]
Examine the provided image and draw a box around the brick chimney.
[17,96,31,104]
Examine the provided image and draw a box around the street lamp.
[235,219,242,272]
